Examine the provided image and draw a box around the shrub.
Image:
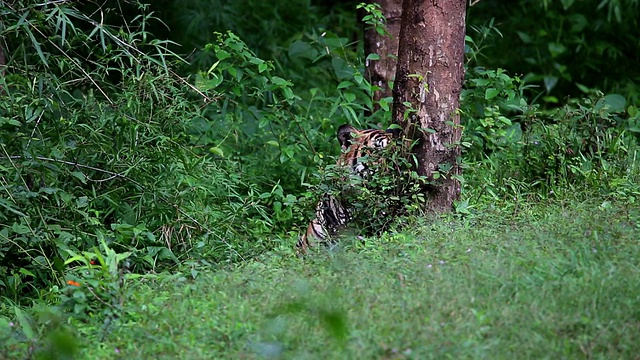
[0,0,274,303]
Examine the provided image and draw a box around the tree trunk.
[363,0,403,112]
[392,0,466,212]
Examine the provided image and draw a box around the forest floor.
[8,197,640,359]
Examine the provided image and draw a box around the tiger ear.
[385,124,403,138]
[337,124,355,149]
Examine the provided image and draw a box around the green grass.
[3,198,640,359]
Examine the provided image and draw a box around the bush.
[0,0,275,303]
[463,92,639,203]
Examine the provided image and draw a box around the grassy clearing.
[5,198,640,359]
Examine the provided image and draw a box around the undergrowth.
[2,197,639,359]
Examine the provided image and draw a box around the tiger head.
[336,124,397,177]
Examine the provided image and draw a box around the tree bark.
[363,0,403,111]
[392,0,466,212]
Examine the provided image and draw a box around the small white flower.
[466,248,471,253]
[439,260,445,265]
[427,264,433,268]
[8,322,14,327]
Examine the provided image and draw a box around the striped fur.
[296,124,394,254]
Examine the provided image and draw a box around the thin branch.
[2,155,132,180]
[30,23,115,105]
[34,0,73,7]
[26,109,45,150]
[0,38,5,94]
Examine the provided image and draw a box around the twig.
[29,23,115,105]
[1,155,133,181]
[34,0,73,7]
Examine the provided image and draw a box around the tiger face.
[296,124,395,254]
[337,124,394,177]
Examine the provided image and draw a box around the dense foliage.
[0,1,279,304]
[0,1,638,353]
[467,0,640,104]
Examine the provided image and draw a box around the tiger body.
[296,124,394,254]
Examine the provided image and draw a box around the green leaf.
[0,117,21,127]
[576,83,591,93]
[23,26,48,67]
[216,50,231,60]
[547,42,566,58]
[272,76,292,87]
[337,81,353,90]
[76,196,88,208]
[365,53,380,61]
[209,147,224,157]
[0,199,26,217]
[64,254,88,266]
[516,31,531,44]
[484,88,500,100]
[0,317,11,337]
[560,0,574,10]
[116,252,133,263]
[288,40,317,61]
[498,116,512,125]
[227,68,238,81]
[14,307,35,340]
[343,105,358,124]
[603,94,626,113]
[206,60,221,74]
[628,105,638,117]
[503,123,523,142]
[12,223,31,235]
[205,75,224,90]
[71,171,87,183]
[472,79,490,87]
[19,268,35,278]
[331,57,353,80]
[249,58,265,66]
[379,97,391,112]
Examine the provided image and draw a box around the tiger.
[296,124,397,255]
